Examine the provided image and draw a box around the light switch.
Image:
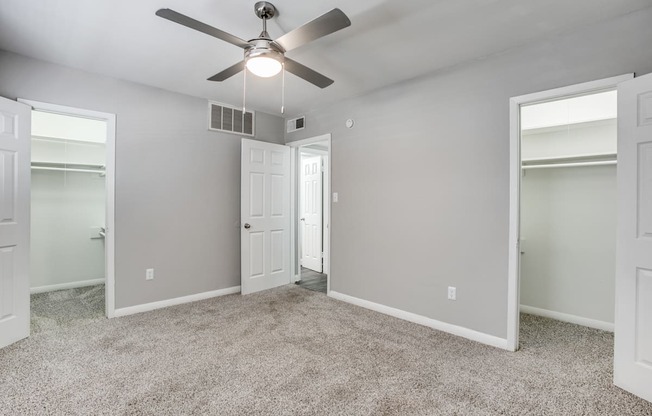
[333,192,338,203]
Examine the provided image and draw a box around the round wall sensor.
[345,119,354,129]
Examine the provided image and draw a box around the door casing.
[299,153,324,272]
[288,134,332,293]
[19,99,117,318]
[506,74,633,352]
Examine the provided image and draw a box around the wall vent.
[287,116,305,133]
[208,101,255,137]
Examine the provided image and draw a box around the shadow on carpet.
[30,284,105,335]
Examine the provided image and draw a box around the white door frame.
[288,134,332,293]
[18,99,117,318]
[299,148,329,274]
[506,74,633,351]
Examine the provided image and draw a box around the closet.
[30,110,107,295]
[519,90,617,330]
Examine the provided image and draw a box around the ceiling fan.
[156,2,351,89]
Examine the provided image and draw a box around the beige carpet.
[30,284,105,334]
[1,286,651,415]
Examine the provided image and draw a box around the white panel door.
[300,155,322,272]
[241,139,291,295]
[0,97,30,349]
[614,73,652,402]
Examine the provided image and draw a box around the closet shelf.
[522,153,616,170]
[521,117,616,134]
[31,161,105,174]
[32,134,106,146]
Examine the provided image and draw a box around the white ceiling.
[1,0,650,116]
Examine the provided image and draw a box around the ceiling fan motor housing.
[245,38,284,63]
[248,2,284,64]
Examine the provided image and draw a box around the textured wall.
[0,50,285,308]
[285,8,652,338]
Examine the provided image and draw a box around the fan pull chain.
[281,62,286,115]
[243,67,247,115]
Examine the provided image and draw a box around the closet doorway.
[20,99,116,330]
[506,74,633,350]
[290,135,331,294]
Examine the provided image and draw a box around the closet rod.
[31,166,105,174]
[522,160,617,170]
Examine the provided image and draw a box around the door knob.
[244,223,251,229]
[300,218,305,221]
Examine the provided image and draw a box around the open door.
[614,73,652,402]
[241,139,291,295]
[0,97,31,349]
[300,155,323,272]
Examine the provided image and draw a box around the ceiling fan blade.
[156,9,250,49]
[207,61,245,82]
[274,9,351,52]
[284,58,334,89]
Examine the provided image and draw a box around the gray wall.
[521,166,616,323]
[0,50,285,309]
[31,170,106,289]
[285,8,652,338]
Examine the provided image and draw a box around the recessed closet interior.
[30,110,107,330]
[519,90,617,331]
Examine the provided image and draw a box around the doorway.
[506,74,633,350]
[290,135,331,294]
[19,99,116,324]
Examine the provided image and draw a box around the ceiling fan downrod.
[254,1,276,39]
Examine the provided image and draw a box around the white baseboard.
[30,278,105,294]
[328,291,510,351]
[520,304,614,332]
[113,286,241,318]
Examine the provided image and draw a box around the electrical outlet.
[146,268,154,280]
[447,286,457,301]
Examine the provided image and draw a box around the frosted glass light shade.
[246,56,282,78]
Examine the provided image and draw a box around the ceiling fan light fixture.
[156,2,351,88]
[246,55,282,78]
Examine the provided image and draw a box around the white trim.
[322,154,330,276]
[507,96,521,352]
[507,73,633,351]
[329,291,510,350]
[287,134,331,148]
[300,148,328,156]
[290,146,297,283]
[30,279,105,294]
[17,98,117,319]
[509,74,634,106]
[288,134,332,293]
[113,286,241,317]
[520,305,614,332]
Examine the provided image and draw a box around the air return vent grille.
[208,101,255,136]
[286,116,305,133]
